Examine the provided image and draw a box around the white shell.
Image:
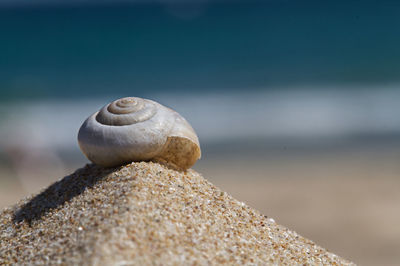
[77,97,201,169]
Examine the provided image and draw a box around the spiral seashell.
[77,97,201,169]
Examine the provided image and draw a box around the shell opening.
[155,136,201,170]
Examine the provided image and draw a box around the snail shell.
[77,97,201,169]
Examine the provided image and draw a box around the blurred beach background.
[0,0,400,265]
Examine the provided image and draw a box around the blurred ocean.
[1,88,400,151]
[2,1,400,98]
[1,1,400,157]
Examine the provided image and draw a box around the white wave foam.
[1,87,400,152]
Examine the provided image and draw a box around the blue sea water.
[1,1,400,100]
[0,1,400,153]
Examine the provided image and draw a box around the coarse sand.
[0,162,354,265]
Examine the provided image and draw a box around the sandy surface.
[1,145,399,265]
[213,177,400,266]
[0,162,352,265]
[195,148,400,266]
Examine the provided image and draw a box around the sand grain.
[0,162,353,265]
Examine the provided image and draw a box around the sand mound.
[0,162,353,265]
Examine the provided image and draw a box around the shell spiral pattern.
[78,97,201,169]
[96,97,157,126]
